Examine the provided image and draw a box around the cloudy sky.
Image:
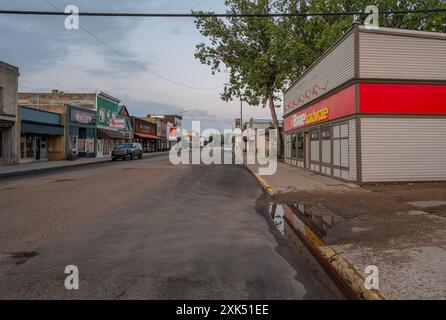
[0,0,281,130]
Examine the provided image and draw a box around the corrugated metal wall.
[359,31,446,80]
[284,31,356,115]
[348,119,357,181]
[361,118,446,182]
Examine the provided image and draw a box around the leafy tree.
[194,0,446,156]
[277,0,446,78]
[194,0,300,156]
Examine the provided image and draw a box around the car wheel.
[130,152,134,160]
[112,157,117,161]
[139,152,143,159]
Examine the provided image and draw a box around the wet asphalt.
[0,152,335,299]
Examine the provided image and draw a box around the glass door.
[35,137,41,160]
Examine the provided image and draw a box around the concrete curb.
[0,152,170,179]
[244,163,391,300]
[318,246,391,300]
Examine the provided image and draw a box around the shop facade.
[96,93,128,157]
[67,105,96,158]
[131,117,160,153]
[283,24,446,183]
[0,61,20,166]
[20,106,64,163]
[118,105,134,141]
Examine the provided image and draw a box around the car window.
[117,144,133,149]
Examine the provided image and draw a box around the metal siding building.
[284,29,356,115]
[283,24,446,184]
[359,29,446,80]
[360,118,446,182]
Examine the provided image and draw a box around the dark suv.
[112,143,143,161]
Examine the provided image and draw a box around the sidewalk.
[0,152,169,178]
[246,160,446,300]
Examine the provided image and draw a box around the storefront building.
[96,93,128,157]
[118,105,134,141]
[20,106,64,162]
[283,24,446,183]
[131,117,160,153]
[0,61,20,166]
[67,105,96,158]
[145,115,169,151]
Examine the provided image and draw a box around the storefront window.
[69,135,78,153]
[333,123,349,168]
[100,109,105,122]
[26,135,33,159]
[291,134,297,158]
[20,134,25,158]
[297,133,304,160]
[321,128,331,140]
[310,130,320,162]
[321,127,331,164]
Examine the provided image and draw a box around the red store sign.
[284,84,356,132]
[359,83,446,114]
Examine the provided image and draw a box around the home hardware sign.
[305,107,329,125]
[291,107,329,129]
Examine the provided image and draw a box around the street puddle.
[269,202,339,248]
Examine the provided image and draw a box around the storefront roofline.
[284,24,446,97]
[97,91,121,104]
[283,78,446,118]
[283,24,357,96]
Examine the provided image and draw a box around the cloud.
[0,0,149,74]
[122,97,234,131]
[1,0,277,124]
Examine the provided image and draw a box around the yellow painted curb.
[246,164,391,299]
[253,173,276,197]
[319,246,393,300]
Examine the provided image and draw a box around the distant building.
[19,106,65,162]
[18,90,124,158]
[0,61,20,166]
[130,116,159,153]
[235,118,284,153]
[118,105,134,141]
[95,92,127,157]
[243,118,284,131]
[147,114,183,149]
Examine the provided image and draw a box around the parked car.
[112,143,143,161]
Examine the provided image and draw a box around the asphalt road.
[0,152,336,299]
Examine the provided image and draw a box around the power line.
[42,0,223,91]
[0,8,445,17]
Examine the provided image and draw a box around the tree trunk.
[267,88,283,158]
